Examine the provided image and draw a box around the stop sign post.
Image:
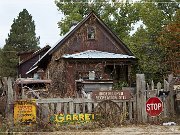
[146,97,163,117]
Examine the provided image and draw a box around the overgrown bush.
[113,81,129,90]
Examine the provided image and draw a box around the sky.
[0,0,63,48]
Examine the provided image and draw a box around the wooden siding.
[43,13,135,97]
[18,46,50,78]
[53,15,127,60]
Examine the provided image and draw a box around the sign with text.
[146,97,163,117]
[49,113,94,124]
[14,100,36,124]
[92,90,132,101]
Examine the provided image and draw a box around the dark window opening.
[104,65,128,82]
[87,26,95,39]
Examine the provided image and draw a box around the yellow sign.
[49,113,94,124]
[14,100,36,124]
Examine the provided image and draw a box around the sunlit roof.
[62,50,135,59]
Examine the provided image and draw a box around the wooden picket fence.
[136,74,174,123]
[36,98,136,123]
[0,74,177,124]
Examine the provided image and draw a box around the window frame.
[87,26,96,40]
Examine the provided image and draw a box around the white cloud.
[0,0,63,48]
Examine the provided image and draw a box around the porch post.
[128,65,131,85]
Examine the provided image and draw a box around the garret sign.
[49,113,94,124]
[92,90,132,101]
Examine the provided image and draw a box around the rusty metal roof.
[62,50,135,59]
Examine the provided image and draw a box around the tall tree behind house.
[55,0,139,41]
[158,10,180,76]
[0,9,40,77]
[128,1,179,82]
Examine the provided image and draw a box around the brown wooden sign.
[91,90,132,101]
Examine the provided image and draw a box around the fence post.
[7,77,13,121]
[142,79,147,123]
[168,74,175,116]
[163,79,168,117]
[157,82,161,96]
[136,74,147,123]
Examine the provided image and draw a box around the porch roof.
[62,50,135,59]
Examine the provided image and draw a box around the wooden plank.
[132,100,136,120]
[169,85,175,115]
[168,73,173,83]
[151,80,154,91]
[21,89,25,99]
[147,83,150,98]
[122,101,127,117]
[36,98,94,104]
[82,102,86,113]
[87,102,92,113]
[7,77,13,120]
[157,82,161,96]
[41,103,50,123]
[94,102,98,109]
[129,100,132,120]
[164,79,169,91]
[69,101,74,114]
[56,103,62,113]
[75,104,80,114]
[142,79,147,123]
[36,98,72,103]
[50,103,55,115]
[64,103,68,114]
[136,74,142,122]
[37,103,42,121]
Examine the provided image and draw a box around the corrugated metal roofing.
[62,50,135,59]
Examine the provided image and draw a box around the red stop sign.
[146,97,163,117]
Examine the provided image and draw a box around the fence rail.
[36,98,136,123]
[0,74,178,124]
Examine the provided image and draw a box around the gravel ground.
[51,125,180,135]
[1,125,179,135]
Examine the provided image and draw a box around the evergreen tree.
[5,9,40,52]
[1,9,40,77]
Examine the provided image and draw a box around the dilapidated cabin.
[27,12,136,97]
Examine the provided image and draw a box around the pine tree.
[1,9,40,77]
[5,9,40,52]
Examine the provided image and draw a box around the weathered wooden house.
[27,12,136,97]
[18,45,50,78]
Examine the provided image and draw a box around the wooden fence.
[136,74,175,123]
[0,74,177,124]
[36,98,136,123]
[0,77,13,117]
